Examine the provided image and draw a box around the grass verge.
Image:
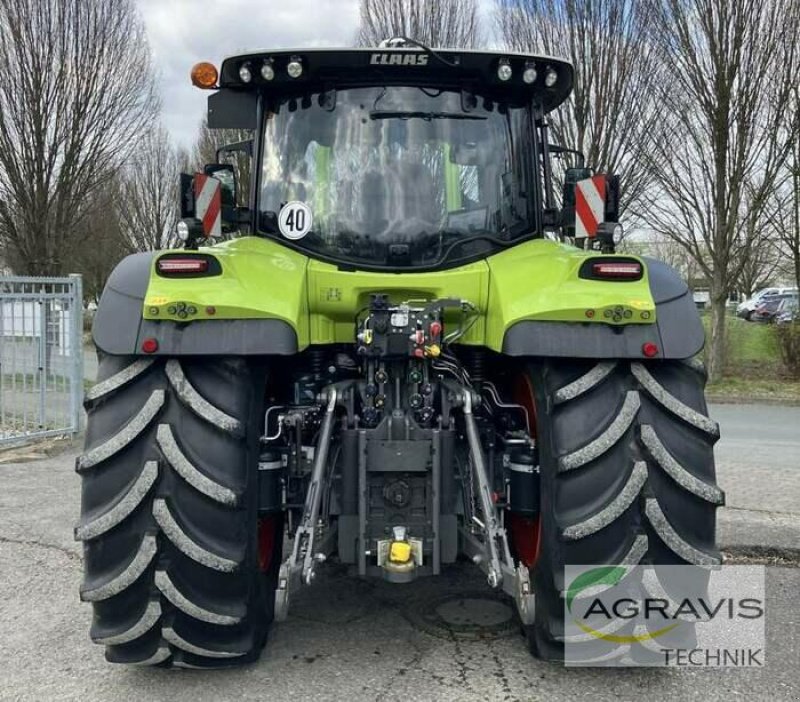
[703,314,800,404]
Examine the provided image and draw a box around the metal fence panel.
[0,275,83,446]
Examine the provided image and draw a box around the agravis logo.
[566,566,680,643]
[563,565,766,667]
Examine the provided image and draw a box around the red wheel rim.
[507,513,542,567]
[513,372,538,440]
[509,370,542,567]
[257,515,277,572]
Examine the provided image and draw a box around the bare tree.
[620,234,703,279]
[116,125,180,252]
[772,87,800,292]
[643,0,800,380]
[0,0,158,275]
[65,179,130,302]
[496,0,664,219]
[736,235,783,299]
[734,180,788,297]
[357,0,481,48]
[193,118,253,208]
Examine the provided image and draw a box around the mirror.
[204,163,236,210]
[179,173,196,218]
[215,139,252,161]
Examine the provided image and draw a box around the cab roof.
[218,47,573,113]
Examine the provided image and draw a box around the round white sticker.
[278,201,313,240]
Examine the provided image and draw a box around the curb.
[707,394,800,407]
[717,506,800,559]
[721,545,800,567]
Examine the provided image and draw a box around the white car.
[738,287,798,320]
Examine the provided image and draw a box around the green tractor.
[77,40,722,668]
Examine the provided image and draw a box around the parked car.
[751,292,799,323]
[775,296,799,325]
[737,287,798,320]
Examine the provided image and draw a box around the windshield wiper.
[426,230,516,266]
[369,111,487,121]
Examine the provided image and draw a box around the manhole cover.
[404,591,519,641]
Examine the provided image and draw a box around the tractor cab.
[183,43,620,267]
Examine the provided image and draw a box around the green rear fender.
[486,240,703,359]
[93,236,702,359]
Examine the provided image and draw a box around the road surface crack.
[0,534,81,563]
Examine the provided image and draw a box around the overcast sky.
[136,0,496,149]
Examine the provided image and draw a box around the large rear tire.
[77,355,280,668]
[523,359,724,662]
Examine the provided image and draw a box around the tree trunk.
[794,166,800,292]
[707,292,728,383]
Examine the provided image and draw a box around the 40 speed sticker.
[279,201,313,240]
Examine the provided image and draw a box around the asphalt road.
[0,541,797,702]
[710,404,800,513]
[0,403,798,701]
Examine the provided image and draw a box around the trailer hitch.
[274,386,338,621]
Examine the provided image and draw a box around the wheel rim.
[257,515,278,572]
[509,370,542,567]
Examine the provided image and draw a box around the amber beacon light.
[191,62,218,89]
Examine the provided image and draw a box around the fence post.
[38,293,47,429]
[69,274,84,435]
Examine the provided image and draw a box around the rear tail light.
[155,254,220,277]
[579,257,644,281]
[592,262,642,279]
[157,258,209,274]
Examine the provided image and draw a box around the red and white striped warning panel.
[194,173,222,238]
[575,175,607,239]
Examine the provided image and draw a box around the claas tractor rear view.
[77,39,723,668]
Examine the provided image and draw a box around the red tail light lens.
[579,257,644,281]
[141,337,159,354]
[642,342,659,358]
[157,258,209,274]
[592,262,642,279]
